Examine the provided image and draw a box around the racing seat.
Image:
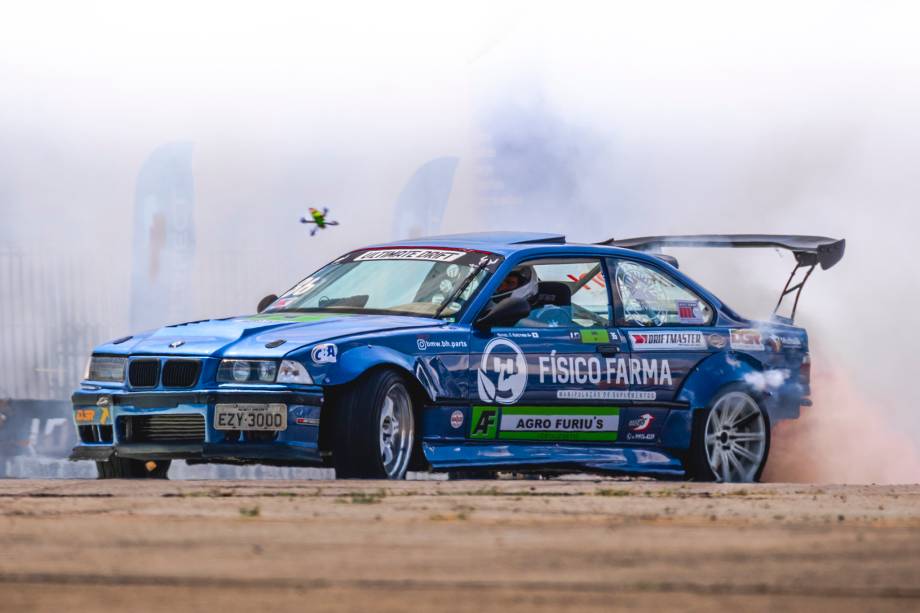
[524,282,573,326]
[532,281,572,307]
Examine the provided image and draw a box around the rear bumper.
[70,388,325,466]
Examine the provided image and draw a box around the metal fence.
[0,246,292,402]
[0,249,127,401]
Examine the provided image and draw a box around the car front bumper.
[70,388,325,465]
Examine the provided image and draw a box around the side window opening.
[488,258,611,328]
[614,259,713,327]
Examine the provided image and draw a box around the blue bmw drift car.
[71,232,844,482]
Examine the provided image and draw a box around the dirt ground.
[0,479,918,612]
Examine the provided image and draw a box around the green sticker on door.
[470,406,620,442]
[578,329,611,343]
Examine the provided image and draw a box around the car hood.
[98,312,444,358]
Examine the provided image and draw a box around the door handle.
[596,344,620,356]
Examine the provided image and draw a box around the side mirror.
[257,294,278,313]
[475,297,531,330]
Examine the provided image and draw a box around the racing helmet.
[492,265,538,304]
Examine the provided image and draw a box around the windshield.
[267,248,503,319]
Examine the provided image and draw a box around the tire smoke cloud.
[2,2,919,482]
[465,3,920,483]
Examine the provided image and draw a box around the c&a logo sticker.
[476,338,527,404]
[311,343,338,364]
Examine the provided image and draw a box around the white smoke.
[2,1,920,482]
[461,2,920,483]
[743,370,790,393]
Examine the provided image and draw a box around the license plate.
[214,403,287,431]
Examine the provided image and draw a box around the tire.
[687,385,771,482]
[332,369,416,479]
[96,458,171,479]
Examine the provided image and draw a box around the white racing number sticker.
[353,249,465,262]
[288,276,323,297]
[214,403,288,431]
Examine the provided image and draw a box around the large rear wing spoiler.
[599,234,846,323]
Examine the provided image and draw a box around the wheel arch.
[323,344,438,404]
[686,380,773,482]
[678,351,766,414]
[320,357,433,471]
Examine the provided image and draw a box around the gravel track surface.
[0,479,918,612]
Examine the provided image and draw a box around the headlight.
[217,360,278,383]
[277,360,313,384]
[232,360,251,382]
[85,356,127,382]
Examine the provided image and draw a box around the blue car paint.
[72,232,811,477]
[95,313,443,359]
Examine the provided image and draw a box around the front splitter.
[70,441,322,465]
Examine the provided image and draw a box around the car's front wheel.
[688,387,770,482]
[333,369,416,479]
[96,458,171,479]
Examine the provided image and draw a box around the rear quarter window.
[613,259,713,327]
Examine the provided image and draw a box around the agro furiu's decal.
[470,406,620,442]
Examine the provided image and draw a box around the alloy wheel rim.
[704,391,767,482]
[378,383,413,478]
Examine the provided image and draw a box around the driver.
[491,265,539,306]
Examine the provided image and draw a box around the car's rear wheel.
[96,458,171,479]
[333,369,415,479]
[688,387,770,482]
